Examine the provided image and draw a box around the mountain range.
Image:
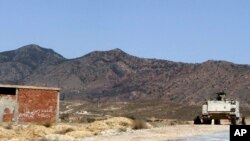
[1,44,250,106]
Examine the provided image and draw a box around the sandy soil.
[1,117,247,141]
[177,131,229,141]
[78,125,229,141]
[0,117,135,141]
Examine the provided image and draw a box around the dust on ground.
[78,125,229,141]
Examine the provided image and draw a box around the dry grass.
[0,117,141,140]
[55,127,75,134]
[60,100,202,121]
[60,113,69,122]
[0,126,16,138]
[4,123,13,130]
[42,122,53,128]
[132,120,149,130]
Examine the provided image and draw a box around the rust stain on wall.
[0,94,16,122]
[3,108,14,122]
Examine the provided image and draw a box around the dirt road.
[78,125,229,141]
[177,131,229,141]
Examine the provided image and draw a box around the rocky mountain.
[0,44,65,83]
[1,44,250,106]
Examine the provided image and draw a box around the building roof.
[0,84,60,91]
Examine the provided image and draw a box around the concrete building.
[0,84,60,123]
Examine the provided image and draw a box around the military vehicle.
[194,92,245,125]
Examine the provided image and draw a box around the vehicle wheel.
[215,119,221,125]
[202,116,212,124]
[231,116,237,125]
[207,118,212,124]
[242,116,246,125]
[194,116,202,124]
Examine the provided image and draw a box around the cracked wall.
[0,95,17,122]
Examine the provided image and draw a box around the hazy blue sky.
[0,0,249,64]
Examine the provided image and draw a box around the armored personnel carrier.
[194,92,244,125]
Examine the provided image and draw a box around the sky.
[0,0,249,64]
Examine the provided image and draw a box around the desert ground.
[78,125,229,141]
[0,118,232,141]
[0,100,249,141]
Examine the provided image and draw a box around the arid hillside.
[1,44,250,106]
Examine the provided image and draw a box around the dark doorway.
[0,87,16,95]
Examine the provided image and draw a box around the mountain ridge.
[0,44,250,106]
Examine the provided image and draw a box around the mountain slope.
[1,45,250,106]
[0,44,65,83]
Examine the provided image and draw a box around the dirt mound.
[0,126,16,138]
[87,117,133,132]
[0,117,147,140]
[18,125,54,140]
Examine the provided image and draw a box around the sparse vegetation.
[170,120,190,126]
[59,100,203,121]
[0,117,135,140]
[4,45,250,109]
[60,113,69,122]
[0,116,243,140]
[42,122,53,128]
[86,117,96,123]
[55,128,75,134]
[4,123,13,130]
[125,115,136,120]
[132,119,148,130]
